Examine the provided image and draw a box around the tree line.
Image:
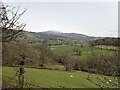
[89,37,120,47]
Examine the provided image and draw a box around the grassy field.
[3,67,117,88]
[49,45,115,61]
[95,45,118,50]
[3,45,118,88]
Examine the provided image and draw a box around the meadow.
[49,45,115,61]
[1,2,119,88]
[2,44,118,88]
[3,67,117,88]
[95,45,118,50]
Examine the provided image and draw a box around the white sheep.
[70,75,73,78]
[109,80,112,83]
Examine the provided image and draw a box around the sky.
[3,1,118,37]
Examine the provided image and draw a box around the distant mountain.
[38,30,98,41]
[40,30,62,35]
[16,30,118,46]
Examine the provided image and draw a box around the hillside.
[89,37,120,47]
[38,30,98,41]
[14,30,100,46]
[3,30,119,88]
[3,67,117,88]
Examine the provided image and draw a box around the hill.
[14,30,100,46]
[3,67,117,88]
[15,30,120,47]
[38,30,98,41]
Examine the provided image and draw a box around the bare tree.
[1,2,27,88]
[0,2,26,42]
[86,40,120,89]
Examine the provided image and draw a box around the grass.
[95,45,118,50]
[49,45,115,61]
[3,67,117,88]
[50,45,98,52]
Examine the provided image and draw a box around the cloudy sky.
[4,1,118,37]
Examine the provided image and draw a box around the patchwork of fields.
[1,2,119,88]
[3,45,118,88]
[49,45,115,61]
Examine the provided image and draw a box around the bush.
[2,42,40,66]
[78,52,119,76]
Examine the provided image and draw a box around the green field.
[49,45,115,61]
[3,67,117,88]
[3,45,118,88]
[95,45,118,50]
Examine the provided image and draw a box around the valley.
[2,31,119,88]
